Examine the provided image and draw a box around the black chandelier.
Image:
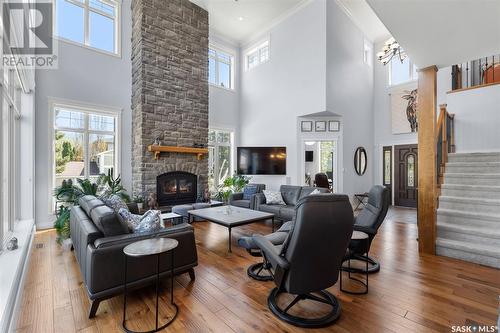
[377,37,406,65]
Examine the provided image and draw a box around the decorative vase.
[137,203,143,211]
[225,205,232,215]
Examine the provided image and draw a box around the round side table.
[122,238,179,333]
[340,231,369,295]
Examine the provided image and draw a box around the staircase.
[436,152,500,268]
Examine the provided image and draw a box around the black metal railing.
[452,54,500,90]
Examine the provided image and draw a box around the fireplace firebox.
[157,171,197,206]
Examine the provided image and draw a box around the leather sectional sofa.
[255,185,329,221]
[70,195,198,318]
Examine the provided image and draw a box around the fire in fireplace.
[157,171,197,206]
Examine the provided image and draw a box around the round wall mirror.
[354,147,367,176]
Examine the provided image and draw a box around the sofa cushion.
[243,185,258,200]
[279,185,302,206]
[79,195,104,216]
[263,190,286,205]
[103,194,129,213]
[259,204,283,215]
[279,205,295,221]
[90,205,129,236]
[118,208,163,233]
[232,200,251,208]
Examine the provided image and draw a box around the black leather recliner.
[344,185,390,273]
[237,220,293,281]
[254,194,353,328]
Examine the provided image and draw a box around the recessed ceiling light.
[238,16,244,21]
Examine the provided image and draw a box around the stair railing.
[436,104,455,188]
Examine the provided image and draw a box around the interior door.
[382,146,392,204]
[394,144,418,208]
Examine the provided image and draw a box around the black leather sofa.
[255,185,329,221]
[70,195,198,318]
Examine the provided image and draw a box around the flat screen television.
[237,147,287,175]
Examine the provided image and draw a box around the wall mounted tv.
[237,147,287,175]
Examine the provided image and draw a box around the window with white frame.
[389,51,418,86]
[0,67,22,250]
[246,40,269,70]
[52,103,120,211]
[209,47,234,89]
[56,0,120,54]
[208,129,233,192]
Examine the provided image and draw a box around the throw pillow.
[263,190,286,205]
[104,194,129,213]
[118,208,163,233]
[309,189,321,195]
[243,185,258,200]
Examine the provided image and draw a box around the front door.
[394,144,418,208]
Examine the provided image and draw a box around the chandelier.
[377,37,407,65]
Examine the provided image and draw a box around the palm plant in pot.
[215,173,251,213]
[132,195,144,211]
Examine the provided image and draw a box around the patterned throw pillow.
[263,190,286,205]
[104,194,129,213]
[118,208,163,233]
[243,185,258,200]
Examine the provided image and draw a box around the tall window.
[246,40,269,70]
[56,0,120,54]
[209,47,234,89]
[208,129,232,192]
[389,51,418,86]
[52,103,120,211]
[0,68,22,250]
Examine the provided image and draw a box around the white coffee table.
[187,206,275,253]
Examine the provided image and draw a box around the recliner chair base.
[342,254,380,274]
[267,288,341,328]
[247,262,273,281]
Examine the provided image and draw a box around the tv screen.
[237,147,287,175]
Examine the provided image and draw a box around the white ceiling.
[367,0,500,68]
[335,0,390,42]
[190,0,306,44]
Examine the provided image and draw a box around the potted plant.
[133,195,144,211]
[215,173,251,213]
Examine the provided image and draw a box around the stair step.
[444,173,500,185]
[439,196,500,214]
[448,152,500,163]
[436,238,500,268]
[437,222,500,247]
[440,184,500,199]
[445,162,500,174]
[437,208,500,228]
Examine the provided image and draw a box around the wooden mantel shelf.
[148,145,208,160]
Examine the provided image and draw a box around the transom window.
[56,0,120,54]
[52,104,120,212]
[208,129,233,192]
[209,47,234,90]
[389,51,418,86]
[246,40,269,70]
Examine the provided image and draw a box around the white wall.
[325,0,374,197]
[446,83,500,153]
[239,0,327,190]
[34,0,132,229]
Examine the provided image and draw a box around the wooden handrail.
[436,104,455,189]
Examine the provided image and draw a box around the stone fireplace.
[130,0,209,201]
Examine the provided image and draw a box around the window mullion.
[84,114,90,179]
[84,0,90,46]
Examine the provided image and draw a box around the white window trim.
[208,128,234,190]
[53,0,122,57]
[47,97,122,214]
[209,44,235,91]
[388,52,418,86]
[244,38,270,71]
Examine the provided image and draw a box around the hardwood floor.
[15,207,500,332]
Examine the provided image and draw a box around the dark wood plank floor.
[15,207,500,332]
